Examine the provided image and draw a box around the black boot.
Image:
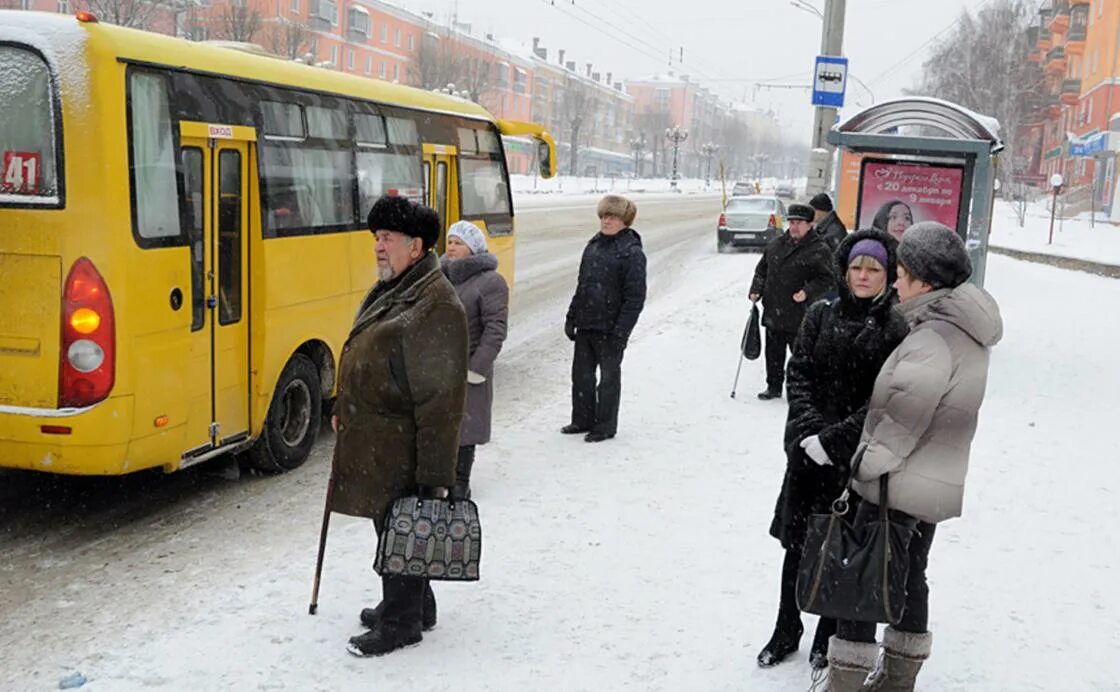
[453,446,475,500]
[561,423,590,434]
[360,581,436,631]
[348,576,424,657]
[809,617,836,670]
[757,616,804,667]
[757,387,782,400]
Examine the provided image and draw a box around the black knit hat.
[809,193,833,212]
[787,203,815,222]
[367,195,440,251]
[412,205,441,251]
[897,221,973,289]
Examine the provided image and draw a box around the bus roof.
[1,11,496,123]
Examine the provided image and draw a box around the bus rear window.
[0,46,59,204]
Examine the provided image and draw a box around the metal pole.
[805,0,846,198]
[1091,166,1097,228]
[1048,186,1058,245]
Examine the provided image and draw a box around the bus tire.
[250,354,322,473]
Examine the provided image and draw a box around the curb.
[989,245,1120,279]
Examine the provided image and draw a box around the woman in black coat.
[757,229,909,671]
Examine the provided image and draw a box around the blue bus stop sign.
[812,56,848,108]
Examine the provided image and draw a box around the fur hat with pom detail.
[597,194,637,226]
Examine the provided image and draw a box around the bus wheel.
[250,354,322,473]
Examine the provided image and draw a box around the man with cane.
[310,195,468,657]
[748,203,833,400]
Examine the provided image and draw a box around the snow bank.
[989,199,1120,266]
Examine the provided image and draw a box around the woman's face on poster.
[887,203,913,239]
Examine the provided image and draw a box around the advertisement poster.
[856,159,964,236]
[835,150,864,229]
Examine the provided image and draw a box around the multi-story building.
[8,0,738,179]
[1024,0,1120,211]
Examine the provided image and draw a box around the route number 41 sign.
[2,151,43,194]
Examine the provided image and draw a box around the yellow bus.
[0,11,556,476]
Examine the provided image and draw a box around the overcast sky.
[400,0,983,142]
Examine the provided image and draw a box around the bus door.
[179,122,254,459]
[422,144,457,253]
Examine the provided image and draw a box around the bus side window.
[181,147,205,331]
[217,150,242,325]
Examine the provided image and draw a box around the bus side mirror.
[538,140,555,179]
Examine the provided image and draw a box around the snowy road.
[2,199,1117,691]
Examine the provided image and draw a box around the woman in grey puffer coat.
[828,222,1003,692]
[441,221,509,500]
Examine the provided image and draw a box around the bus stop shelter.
[828,97,1003,286]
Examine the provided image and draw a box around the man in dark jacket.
[330,196,468,658]
[563,194,647,442]
[748,203,833,400]
[810,192,848,251]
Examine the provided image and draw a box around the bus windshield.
[0,45,59,204]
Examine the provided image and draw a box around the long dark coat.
[329,252,468,524]
[749,228,834,335]
[816,211,848,251]
[769,229,909,550]
[441,252,509,447]
[565,228,647,341]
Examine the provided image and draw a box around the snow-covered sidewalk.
[15,251,1119,691]
[989,198,1120,267]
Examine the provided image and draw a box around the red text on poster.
[857,160,963,232]
[2,151,43,195]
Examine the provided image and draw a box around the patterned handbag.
[374,496,482,581]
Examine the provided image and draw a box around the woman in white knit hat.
[440,220,509,499]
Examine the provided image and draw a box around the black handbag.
[374,495,482,581]
[742,304,762,360]
[796,463,915,624]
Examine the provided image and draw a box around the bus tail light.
[59,258,115,408]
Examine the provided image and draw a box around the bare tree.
[85,0,160,29]
[409,33,462,90]
[557,76,601,176]
[456,55,493,105]
[213,2,262,43]
[913,0,1044,187]
[637,107,671,177]
[262,17,313,60]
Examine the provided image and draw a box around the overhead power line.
[867,0,994,87]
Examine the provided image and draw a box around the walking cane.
[730,312,752,398]
[730,351,745,399]
[308,477,334,615]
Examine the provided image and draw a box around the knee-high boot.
[453,445,476,500]
[827,636,879,692]
[866,627,931,692]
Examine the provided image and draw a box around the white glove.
[467,370,487,384]
[800,435,833,466]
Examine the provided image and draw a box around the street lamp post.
[700,142,719,185]
[630,134,647,178]
[665,126,689,191]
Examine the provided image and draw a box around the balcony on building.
[1061,78,1082,105]
[1067,2,1088,52]
[1038,25,1053,51]
[1048,1,1070,33]
[1046,46,1067,75]
[1046,93,1062,118]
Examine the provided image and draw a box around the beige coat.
[329,252,468,524]
[852,283,1003,523]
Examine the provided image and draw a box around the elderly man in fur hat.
[562,194,647,442]
[749,203,834,400]
[329,194,468,658]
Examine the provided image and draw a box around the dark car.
[717,195,785,253]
